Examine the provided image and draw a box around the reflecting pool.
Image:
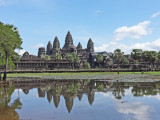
[1,79,160,120]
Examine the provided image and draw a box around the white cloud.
[151,11,160,18]
[95,38,160,54]
[33,43,44,48]
[15,49,26,56]
[114,21,152,41]
[0,0,9,6]
[94,10,102,16]
[116,102,151,120]
[145,95,160,101]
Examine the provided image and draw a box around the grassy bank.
[4,71,160,78]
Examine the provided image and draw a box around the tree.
[131,49,143,61]
[72,52,80,68]
[96,54,103,67]
[55,53,62,61]
[142,51,150,70]
[131,49,143,70]
[142,51,158,71]
[142,51,149,64]
[44,55,51,60]
[84,62,90,69]
[148,51,158,71]
[67,52,80,69]
[67,53,74,69]
[0,22,22,80]
[0,51,5,81]
[122,59,129,64]
[55,53,62,68]
[113,49,124,74]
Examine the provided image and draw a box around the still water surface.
[1,79,160,120]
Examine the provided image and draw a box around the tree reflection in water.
[0,85,22,120]
[1,79,160,114]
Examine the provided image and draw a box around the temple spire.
[53,36,60,49]
[63,31,75,49]
[46,41,52,55]
[87,38,94,52]
[53,94,60,108]
[88,91,95,105]
[52,36,60,55]
[77,42,82,49]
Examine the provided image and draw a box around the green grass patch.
[4,71,160,78]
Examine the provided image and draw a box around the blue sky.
[1,0,160,55]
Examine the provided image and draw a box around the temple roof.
[77,42,82,49]
[53,36,60,49]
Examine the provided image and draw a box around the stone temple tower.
[46,41,52,55]
[63,31,76,49]
[87,38,94,53]
[77,42,82,50]
[52,36,60,56]
[38,47,45,57]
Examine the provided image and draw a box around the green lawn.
[4,71,160,78]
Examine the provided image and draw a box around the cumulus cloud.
[151,11,160,18]
[33,43,44,48]
[116,102,151,120]
[114,21,152,41]
[15,49,26,56]
[95,38,160,54]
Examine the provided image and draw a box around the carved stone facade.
[45,31,94,61]
[38,47,45,57]
[15,31,114,70]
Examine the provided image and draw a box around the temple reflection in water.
[4,79,160,113]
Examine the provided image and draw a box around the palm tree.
[142,51,150,70]
[148,51,158,71]
[131,49,143,70]
[71,52,80,69]
[67,53,74,69]
[55,53,62,69]
[0,22,22,80]
[113,49,124,74]
[96,54,103,68]
[74,56,80,69]
[67,52,80,69]
[131,49,143,61]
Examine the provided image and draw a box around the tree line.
[113,49,160,70]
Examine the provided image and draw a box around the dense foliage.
[84,62,91,69]
[0,22,22,80]
[67,52,80,69]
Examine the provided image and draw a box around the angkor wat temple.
[15,31,113,70]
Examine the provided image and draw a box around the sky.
[1,0,160,55]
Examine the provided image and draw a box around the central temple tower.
[62,31,76,49]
